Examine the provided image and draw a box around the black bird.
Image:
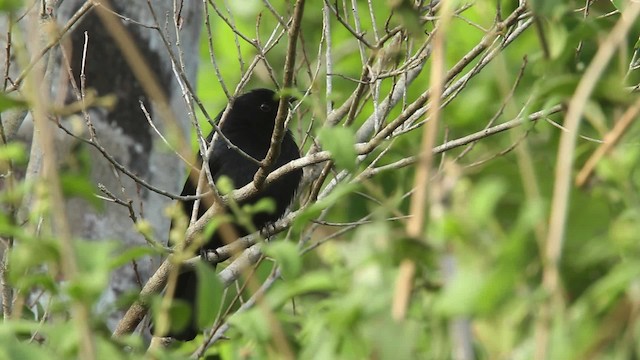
[165,88,303,341]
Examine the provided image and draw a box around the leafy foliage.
[1,0,640,359]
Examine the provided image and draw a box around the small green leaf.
[195,262,223,328]
[293,182,358,231]
[8,239,60,284]
[12,273,58,294]
[469,179,506,224]
[263,241,301,279]
[245,197,276,215]
[109,246,160,269]
[434,266,483,316]
[319,127,357,172]
[168,301,192,335]
[277,87,303,101]
[267,271,339,309]
[66,240,117,302]
[548,23,568,60]
[389,0,423,35]
[150,295,191,336]
[0,0,23,13]
[228,308,271,342]
[0,142,26,163]
[0,332,55,360]
[216,176,235,194]
[530,0,566,16]
[611,0,624,11]
[580,260,640,312]
[60,174,101,208]
[202,214,231,241]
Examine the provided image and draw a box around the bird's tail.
[159,269,200,341]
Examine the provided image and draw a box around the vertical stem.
[24,8,96,360]
[323,1,333,116]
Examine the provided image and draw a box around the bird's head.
[228,88,294,135]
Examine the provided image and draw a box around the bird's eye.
[259,103,271,112]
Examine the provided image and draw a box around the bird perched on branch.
[162,88,303,341]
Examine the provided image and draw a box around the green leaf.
[202,214,231,242]
[267,271,339,309]
[468,179,507,224]
[263,241,301,279]
[67,240,117,302]
[13,273,58,294]
[389,0,423,35]
[611,0,625,11]
[216,175,235,194]
[228,308,271,343]
[95,336,129,360]
[319,127,357,172]
[575,260,640,313]
[293,182,358,231]
[109,246,160,269]
[548,23,569,60]
[195,261,223,328]
[0,333,55,360]
[37,322,79,358]
[8,238,61,284]
[60,174,101,209]
[150,294,191,337]
[244,197,276,215]
[434,266,483,316]
[530,0,568,16]
[0,0,23,13]
[277,87,304,101]
[0,142,26,163]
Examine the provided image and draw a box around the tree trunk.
[2,0,201,333]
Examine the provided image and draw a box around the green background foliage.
[2,0,640,359]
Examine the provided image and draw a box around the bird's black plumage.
[165,88,302,341]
